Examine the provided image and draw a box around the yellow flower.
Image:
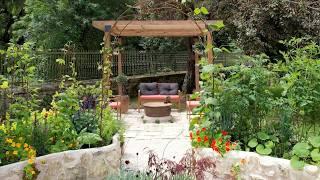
[13,151,18,155]
[6,138,13,143]
[28,159,34,164]
[10,123,17,131]
[24,143,28,148]
[5,151,10,155]
[31,170,35,175]
[25,147,29,151]
[0,124,6,133]
[11,142,16,147]
[16,143,21,148]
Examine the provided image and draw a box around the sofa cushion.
[139,83,158,95]
[158,83,179,95]
[140,95,180,102]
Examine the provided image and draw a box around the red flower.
[204,136,209,142]
[211,140,216,148]
[225,141,231,151]
[201,127,206,132]
[197,136,201,142]
[189,132,193,140]
[196,130,200,135]
[222,130,228,136]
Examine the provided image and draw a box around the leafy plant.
[72,110,98,133]
[290,136,320,170]
[77,130,102,148]
[247,132,278,155]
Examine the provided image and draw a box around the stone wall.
[196,149,320,180]
[0,134,121,180]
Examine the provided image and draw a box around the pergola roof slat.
[92,20,216,37]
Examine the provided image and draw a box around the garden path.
[121,109,191,170]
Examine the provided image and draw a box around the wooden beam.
[207,32,213,64]
[92,20,218,37]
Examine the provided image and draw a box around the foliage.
[77,130,102,148]
[193,37,320,160]
[290,136,320,170]
[72,110,99,133]
[211,0,320,57]
[247,132,278,156]
[12,0,133,50]
[99,107,120,144]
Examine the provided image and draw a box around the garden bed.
[195,149,320,179]
[0,134,121,180]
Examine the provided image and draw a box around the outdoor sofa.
[138,82,181,112]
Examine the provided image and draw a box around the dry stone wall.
[0,134,121,180]
[196,149,320,180]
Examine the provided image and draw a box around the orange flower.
[196,130,200,135]
[189,132,193,140]
[16,143,21,148]
[197,136,201,142]
[225,141,231,151]
[204,136,209,142]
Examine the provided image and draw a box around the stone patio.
[121,109,191,170]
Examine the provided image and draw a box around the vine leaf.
[256,144,272,155]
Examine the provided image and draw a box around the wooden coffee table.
[143,102,172,122]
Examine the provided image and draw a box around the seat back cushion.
[139,83,158,95]
[158,83,179,95]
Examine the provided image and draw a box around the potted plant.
[115,73,129,113]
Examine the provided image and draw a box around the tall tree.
[12,0,133,50]
[0,0,25,49]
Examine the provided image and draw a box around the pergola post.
[117,37,123,95]
[102,32,111,96]
[207,32,213,64]
[194,37,200,92]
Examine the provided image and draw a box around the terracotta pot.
[120,95,129,113]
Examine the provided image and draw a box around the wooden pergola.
[92,20,214,93]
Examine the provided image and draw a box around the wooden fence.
[0,50,239,81]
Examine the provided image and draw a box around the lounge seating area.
[138,82,181,112]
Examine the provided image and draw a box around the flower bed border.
[195,148,320,179]
[0,134,120,180]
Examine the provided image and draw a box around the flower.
[222,130,228,136]
[204,136,209,142]
[16,143,21,148]
[28,159,34,164]
[24,143,28,148]
[225,141,231,151]
[5,151,10,155]
[0,124,6,133]
[201,127,206,132]
[31,170,36,175]
[189,132,193,140]
[197,136,201,142]
[11,142,16,147]
[5,138,13,143]
[13,151,18,155]
[196,130,200,135]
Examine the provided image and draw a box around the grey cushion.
[139,83,158,95]
[158,83,179,95]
